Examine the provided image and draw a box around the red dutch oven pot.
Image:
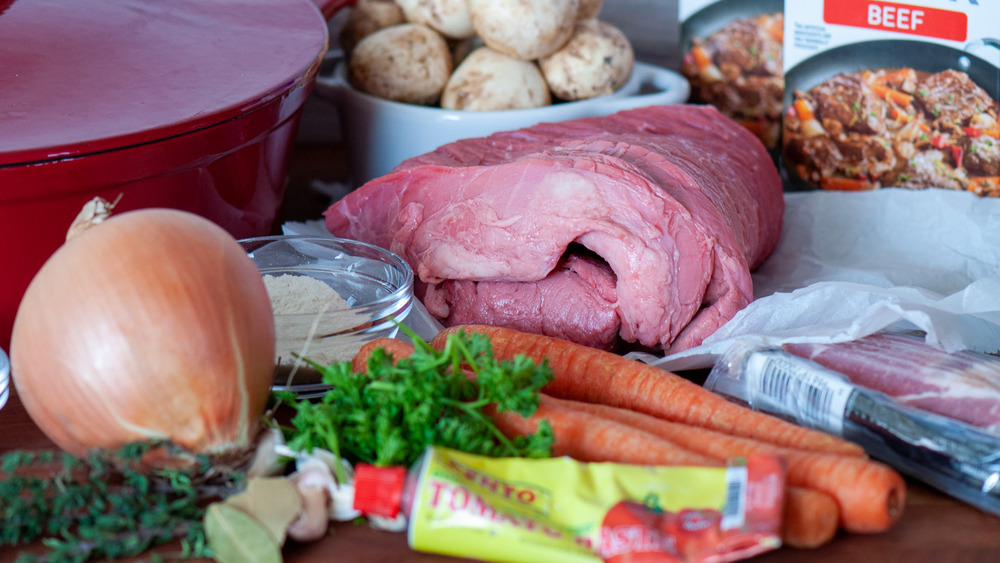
[0,0,354,348]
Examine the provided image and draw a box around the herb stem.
[439,398,522,456]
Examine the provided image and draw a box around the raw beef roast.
[324,105,784,353]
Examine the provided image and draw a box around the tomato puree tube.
[352,447,785,563]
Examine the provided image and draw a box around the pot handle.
[964,37,1000,63]
[311,0,356,20]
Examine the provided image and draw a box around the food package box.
[781,0,1000,195]
[678,0,786,152]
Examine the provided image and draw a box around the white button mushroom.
[348,23,453,105]
[469,0,579,61]
[339,0,407,56]
[441,47,551,111]
[395,0,476,39]
[539,19,634,101]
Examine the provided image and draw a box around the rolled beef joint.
[324,105,784,353]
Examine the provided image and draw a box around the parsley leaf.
[281,328,554,469]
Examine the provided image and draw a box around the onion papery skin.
[11,209,276,458]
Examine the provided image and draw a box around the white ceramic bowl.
[240,235,414,396]
[314,58,691,185]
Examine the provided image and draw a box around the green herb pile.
[278,328,555,469]
[0,443,243,563]
[0,328,554,562]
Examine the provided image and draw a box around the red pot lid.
[0,0,329,167]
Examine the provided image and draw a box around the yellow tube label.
[407,447,784,563]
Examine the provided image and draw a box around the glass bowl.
[240,235,414,396]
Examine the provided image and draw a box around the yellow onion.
[11,207,276,458]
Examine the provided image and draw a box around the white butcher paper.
[649,188,1000,372]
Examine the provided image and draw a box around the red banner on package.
[824,0,967,42]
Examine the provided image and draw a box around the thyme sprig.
[0,441,246,562]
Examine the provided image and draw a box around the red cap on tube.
[353,464,407,518]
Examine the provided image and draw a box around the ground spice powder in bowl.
[241,236,414,395]
[265,273,351,316]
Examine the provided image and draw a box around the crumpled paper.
[650,188,1000,371]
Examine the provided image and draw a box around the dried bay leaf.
[204,503,283,563]
[224,477,303,545]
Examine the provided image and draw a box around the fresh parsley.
[279,328,554,469]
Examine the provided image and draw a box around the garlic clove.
[246,427,288,478]
[286,478,331,543]
[294,451,363,522]
[368,512,408,532]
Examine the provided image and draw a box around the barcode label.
[744,351,853,435]
[721,466,747,530]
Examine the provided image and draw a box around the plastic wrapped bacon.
[781,331,1000,436]
[705,333,1000,518]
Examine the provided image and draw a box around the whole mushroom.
[469,0,579,61]
[395,0,475,39]
[339,0,406,56]
[540,19,634,101]
[441,47,551,111]
[348,23,453,105]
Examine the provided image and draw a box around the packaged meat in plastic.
[704,337,1000,517]
[782,332,1000,435]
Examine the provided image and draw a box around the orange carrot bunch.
[356,325,907,551]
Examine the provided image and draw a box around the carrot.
[493,396,839,549]
[869,83,913,107]
[970,176,1000,195]
[784,487,839,549]
[780,444,905,533]
[430,326,866,458]
[551,397,905,534]
[690,45,713,70]
[794,99,815,122]
[819,177,873,192]
[490,398,716,467]
[871,68,916,87]
[964,126,1000,139]
[762,14,783,42]
[351,337,415,373]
